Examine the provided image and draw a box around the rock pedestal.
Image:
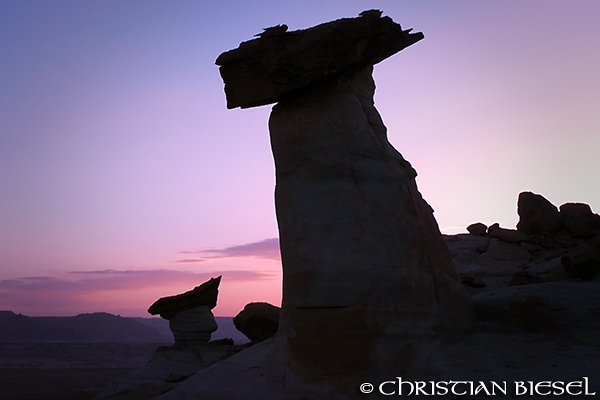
[270,66,471,383]
[169,306,217,343]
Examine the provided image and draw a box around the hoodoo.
[216,10,472,390]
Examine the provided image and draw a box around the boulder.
[559,202,598,238]
[467,222,487,235]
[516,191,563,235]
[148,276,221,319]
[233,302,280,342]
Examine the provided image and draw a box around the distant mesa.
[0,311,171,343]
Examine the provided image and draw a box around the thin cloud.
[181,238,281,261]
[65,268,273,283]
[171,258,207,264]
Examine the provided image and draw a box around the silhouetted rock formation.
[148,276,222,344]
[516,191,563,235]
[233,302,280,342]
[457,191,600,336]
[95,277,244,400]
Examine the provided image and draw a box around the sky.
[1,1,599,317]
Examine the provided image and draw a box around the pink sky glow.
[1,1,599,317]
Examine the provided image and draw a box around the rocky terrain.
[119,10,599,399]
[433,193,600,393]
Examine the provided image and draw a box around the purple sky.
[1,1,599,317]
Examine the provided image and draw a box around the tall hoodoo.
[217,10,472,388]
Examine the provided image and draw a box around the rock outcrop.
[454,192,600,339]
[215,10,472,394]
[516,191,563,235]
